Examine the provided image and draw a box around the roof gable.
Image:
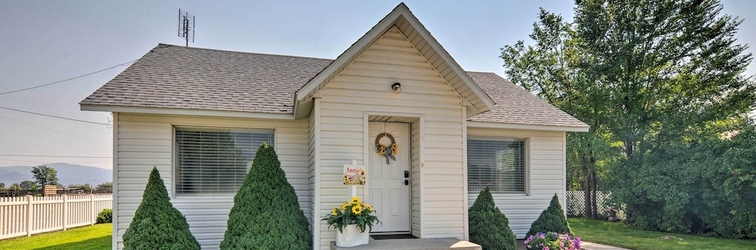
[293,3,494,119]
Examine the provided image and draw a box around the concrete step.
[330,238,481,250]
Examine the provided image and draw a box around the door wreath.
[375,132,398,164]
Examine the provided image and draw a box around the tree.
[95,182,113,193]
[220,142,311,249]
[468,187,517,250]
[0,182,5,189]
[526,194,572,237]
[20,180,37,190]
[502,8,614,219]
[10,183,20,196]
[122,167,200,250]
[31,165,59,196]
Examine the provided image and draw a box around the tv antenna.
[178,8,195,47]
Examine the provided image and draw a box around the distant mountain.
[0,163,111,186]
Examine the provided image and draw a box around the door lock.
[404,179,409,185]
[404,170,410,178]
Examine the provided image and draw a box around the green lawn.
[0,224,111,250]
[569,218,756,249]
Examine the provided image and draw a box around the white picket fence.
[0,194,112,240]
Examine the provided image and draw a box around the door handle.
[404,180,409,186]
[404,170,409,178]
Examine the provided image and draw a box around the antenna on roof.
[178,8,195,47]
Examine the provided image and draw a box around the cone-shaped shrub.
[469,187,517,250]
[220,142,311,249]
[526,193,573,237]
[123,167,200,250]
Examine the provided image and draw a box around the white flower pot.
[336,224,370,247]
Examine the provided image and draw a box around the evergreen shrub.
[123,167,200,250]
[468,187,517,250]
[220,142,311,249]
[526,193,572,237]
[96,208,112,224]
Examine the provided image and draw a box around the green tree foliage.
[503,0,756,238]
[526,194,572,237]
[123,167,200,250]
[31,165,58,196]
[220,142,311,249]
[19,180,37,190]
[468,187,516,250]
[95,182,112,193]
[0,183,5,189]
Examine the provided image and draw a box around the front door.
[368,122,411,233]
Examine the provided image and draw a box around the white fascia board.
[467,121,590,132]
[294,10,402,104]
[401,11,495,113]
[81,105,296,120]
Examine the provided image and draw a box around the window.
[467,138,526,194]
[174,128,274,195]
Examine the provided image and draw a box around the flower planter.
[336,224,370,247]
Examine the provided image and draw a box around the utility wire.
[0,154,111,158]
[0,59,137,96]
[0,114,109,145]
[0,106,110,126]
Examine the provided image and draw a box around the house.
[80,3,588,250]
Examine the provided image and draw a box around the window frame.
[466,137,530,195]
[171,126,276,197]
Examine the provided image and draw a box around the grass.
[568,218,756,249]
[0,223,111,250]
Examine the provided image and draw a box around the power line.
[0,114,109,145]
[0,106,110,126]
[0,154,111,158]
[0,59,138,96]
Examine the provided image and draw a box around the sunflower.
[352,204,363,215]
[391,143,398,154]
[331,207,339,215]
[349,196,362,204]
[342,202,349,210]
[359,169,366,176]
[365,204,373,211]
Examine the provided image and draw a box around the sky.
[1,0,754,170]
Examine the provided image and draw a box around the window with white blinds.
[174,128,274,195]
[467,138,526,194]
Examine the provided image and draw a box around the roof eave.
[80,104,296,120]
[293,3,495,117]
[467,121,590,132]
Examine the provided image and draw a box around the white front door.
[368,122,411,233]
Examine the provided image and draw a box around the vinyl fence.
[566,190,625,220]
[0,194,112,240]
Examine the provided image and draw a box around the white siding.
[114,113,310,250]
[315,27,467,249]
[466,127,567,239]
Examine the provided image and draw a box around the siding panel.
[466,127,566,239]
[114,114,310,250]
[316,27,466,249]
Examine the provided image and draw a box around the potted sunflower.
[322,196,380,247]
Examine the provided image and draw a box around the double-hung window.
[467,138,527,194]
[174,127,274,195]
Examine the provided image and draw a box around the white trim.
[293,3,494,116]
[562,132,567,217]
[461,107,469,240]
[418,116,425,238]
[81,105,296,120]
[400,10,495,112]
[362,114,370,204]
[466,121,590,132]
[111,112,118,250]
[312,97,322,247]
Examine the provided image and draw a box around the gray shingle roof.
[81,44,587,129]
